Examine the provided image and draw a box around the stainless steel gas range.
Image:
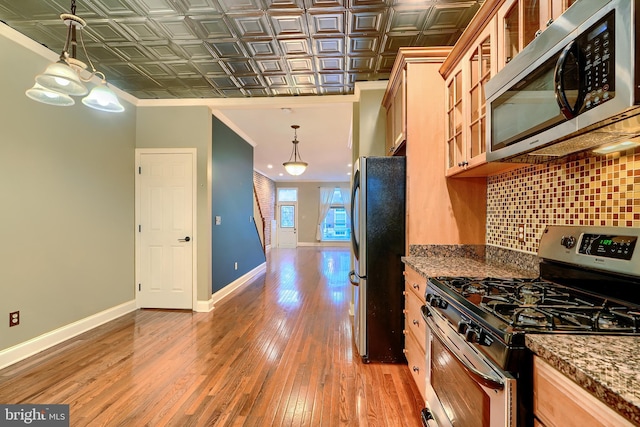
[420,225,640,427]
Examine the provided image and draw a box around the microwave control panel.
[582,11,615,111]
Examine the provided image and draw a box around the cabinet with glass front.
[445,21,520,177]
[498,0,577,70]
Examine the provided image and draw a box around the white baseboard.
[0,300,137,371]
[210,262,267,308]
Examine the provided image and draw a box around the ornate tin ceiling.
[0,0,482,99]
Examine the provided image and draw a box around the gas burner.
[519,286,543,305]
[461,284,485,296]
[515,308,549,327]
[596,312,619,330]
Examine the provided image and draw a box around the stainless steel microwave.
[486,0,640,163]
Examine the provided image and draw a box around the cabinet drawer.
[533,357,633,427]
[404,267,427,302]
[403,328,426,401]
[404,286,427,352]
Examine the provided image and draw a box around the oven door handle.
[421,305,505,390]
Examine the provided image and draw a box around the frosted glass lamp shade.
[35,61,88,96]
[82,83,125,113]
[25,83,75,106]
[283,161,308,176]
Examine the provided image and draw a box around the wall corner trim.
[211,262,267,306]
[0,300,137,371]
[194,298,215,313]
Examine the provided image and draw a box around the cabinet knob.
[412,366,420,373]
[412,283,420,290]
[413,319,419,326]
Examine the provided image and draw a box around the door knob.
[178,236,191,242]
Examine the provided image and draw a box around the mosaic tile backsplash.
[487,147,640,254]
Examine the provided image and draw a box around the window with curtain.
[318,187,351,242]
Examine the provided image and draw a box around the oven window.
[431,337,491,427]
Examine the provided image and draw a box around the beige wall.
[276,182,350,245]
[136,106,212,302]
[0,28,137,351]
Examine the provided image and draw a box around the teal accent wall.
[211,117,265,293]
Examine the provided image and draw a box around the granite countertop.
[526,335,640,426]
[402,255,537,279]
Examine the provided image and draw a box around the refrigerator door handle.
[349,270,364,286]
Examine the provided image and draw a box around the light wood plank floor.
[0,247,424,426]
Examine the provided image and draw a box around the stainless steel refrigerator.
[349,156,406,363]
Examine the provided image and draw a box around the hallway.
[0,247,423,426]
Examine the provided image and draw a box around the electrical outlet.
[517,224,525,242]
[234,262,238,270]
[9,311,19,327]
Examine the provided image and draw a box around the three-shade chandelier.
[25,0,124,113]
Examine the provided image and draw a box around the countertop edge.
[525,335,640,426]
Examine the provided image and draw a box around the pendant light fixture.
[25,0,124,113]
[283,125,308,176]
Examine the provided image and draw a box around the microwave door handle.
[554,40,585,119]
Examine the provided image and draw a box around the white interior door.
[136,150,196,309]
[277,202,298,248]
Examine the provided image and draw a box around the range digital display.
[579,234,637,260]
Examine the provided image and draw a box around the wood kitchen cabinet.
[385,47,487,249]
[497,0,541,68]
[437,0,579,177]
[403,266,427,400]
[445,24,496,177]
[383,69,406,156]
[498,0,578,69]
[533,356,633,427]
[443,18,523,177]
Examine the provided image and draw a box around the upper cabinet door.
[446,21,507,177]
[498,0,541,68]
[384,68,406,156]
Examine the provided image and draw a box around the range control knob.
[465,328,478,343]
[430,297,441,307]
[457,321,469,334]
[560,235,577,249]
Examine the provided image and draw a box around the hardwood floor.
[0,247,424,426]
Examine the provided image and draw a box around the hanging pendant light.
[82,74,125,113]
[25,83,75,106]
[25,0,124,113]
[283,125,308,176]
[34,60,88,96]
